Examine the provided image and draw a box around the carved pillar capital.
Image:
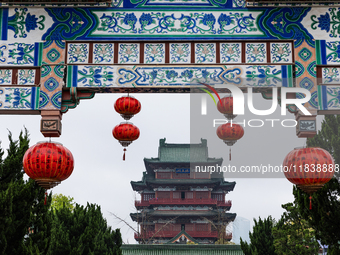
[40,110,62,137]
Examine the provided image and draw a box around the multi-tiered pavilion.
[131,138,236,244]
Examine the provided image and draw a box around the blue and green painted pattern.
[42,40,65,65]
[0,9,8,40]
[38,64,64,110]
[0,86,40,109]
[316,39,340,65]
[66,41,293,65]
[66,64,293,88]
[0,6,335,43]
[320,67,340,85]
[0,68,38,85]
[7,8,45,39]
[0,3,339,113]
[318,85,340,111]
[18,69,36,85]
[0,41,42,66]
[0,69,12,84]
[0,7,330,42]
[123,0,236,8]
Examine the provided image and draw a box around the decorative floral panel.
[93,43,114,64]
[118,43,140,64]
[246,43,267,63]
[67,43,89,64]
[144,43,165,64]
[220,43,242,63]
[170,43,191,64]
[18,69,36,85]
[270,43,292,63]
[195,43,216,64]
[321,67,340,84]
[0,69,12,85]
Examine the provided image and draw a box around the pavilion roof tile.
[130,173,236,191]
[144,138,222,164]
[121,244,244,255]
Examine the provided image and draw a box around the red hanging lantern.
[283,147,335,209]
[23,142,74,189]
[114,96,141,120]
[217,96,236,120]
[23,142,74,204]
[216,123,244,160]
[112,122,140,160]
[217,123,244,146]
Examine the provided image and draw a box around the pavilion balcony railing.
[135,198,232,207]
[134,231,232,239]
[135,230,233,239]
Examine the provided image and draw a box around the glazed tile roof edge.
[121,244,244,251]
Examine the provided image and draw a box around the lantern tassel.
[309,195,312,210]
[44,191,47,205]
[123,148,126,161]
[229,148,231,161]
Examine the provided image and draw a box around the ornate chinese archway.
[0,3,337,139]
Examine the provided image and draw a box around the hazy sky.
[0,93,322,243]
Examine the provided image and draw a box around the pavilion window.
[186,192,194,199]
[173,191,180,199]
[196,191,209,199]
[212,193,223,201]
[143,193,155,201]
[196,224,208,232]
[186,224,194,231]
[158,191,170,199]
[173,224,181,232]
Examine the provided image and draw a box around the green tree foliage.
[47,203,122,255]
[240,216,277,255]
[0,131,51,255]
[294,181,340,254]
[272,202,319,255]
[293,115,340,254]
[51,193,75,211]
[306,115,340,178]
[0,131,122,255]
